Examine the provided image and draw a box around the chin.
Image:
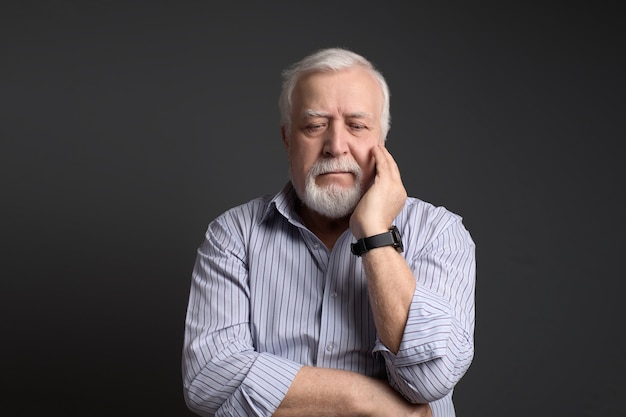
[301,182,362,220]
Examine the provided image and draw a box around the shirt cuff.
[373,284,453,367]
[239,353,303,416]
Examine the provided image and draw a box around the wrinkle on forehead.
[291,68,382,120]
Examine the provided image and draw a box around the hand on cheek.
[350,145,407,239]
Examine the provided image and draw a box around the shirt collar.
[261,181,302,225]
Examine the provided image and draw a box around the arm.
[183,208,433,417]
[274,366,432,417]
[379,219,475,403]
[349,144,414,353]
[350,145,476,403]
[182,216,302,417]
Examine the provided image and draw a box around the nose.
[323,123,349,157]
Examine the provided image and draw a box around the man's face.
[283,67,384,218]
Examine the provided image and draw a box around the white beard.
[294,157,363,219]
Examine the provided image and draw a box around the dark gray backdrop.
[2,2,624,416]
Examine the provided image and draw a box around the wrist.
[351,222,390,240]
[354,228,389,240]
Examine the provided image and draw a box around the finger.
[376,144,401,178]
[371,144,390,175]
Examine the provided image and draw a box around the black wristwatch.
[351,226,404,257]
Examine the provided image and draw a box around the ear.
[281,125,289,150]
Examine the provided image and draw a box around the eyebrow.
[303,109,331,118]
[303,109,372,119]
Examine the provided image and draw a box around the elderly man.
[182,47,476,417]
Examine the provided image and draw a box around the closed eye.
[349,123,367,131]
[304,122,328,135]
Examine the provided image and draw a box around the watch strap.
[351,226,403,257]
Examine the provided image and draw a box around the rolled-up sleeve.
[182,216,302,417]
[374,216,476,404]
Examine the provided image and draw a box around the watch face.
[391,226,404,252]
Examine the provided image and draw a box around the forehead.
[291,67,383,118]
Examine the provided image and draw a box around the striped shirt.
[182,182,476,417]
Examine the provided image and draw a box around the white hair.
[278,47,391,141]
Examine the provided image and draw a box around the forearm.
[274,366,428,417]
[360,245,469,404]
[377,259,475,403]
[361,246,416,353]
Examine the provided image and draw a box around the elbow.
[394,375,455,404]
[392,351,474,404]
[396,377,455,404]
[182,376,221,417]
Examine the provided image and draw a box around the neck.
[297,202,350,251]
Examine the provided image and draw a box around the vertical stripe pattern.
[182,182,476,417]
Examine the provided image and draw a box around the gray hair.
[278,47,391,141]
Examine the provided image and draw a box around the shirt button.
[330,291,337,298]
[326,343,334,352]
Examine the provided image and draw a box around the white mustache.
[309,157,362,177]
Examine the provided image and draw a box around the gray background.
[2,2,624,416]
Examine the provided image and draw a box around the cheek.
[352,147,375,172]
[287,149,312,192]
[291,141,321,173]
[351,149,375,188]
[361,165,376,188]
